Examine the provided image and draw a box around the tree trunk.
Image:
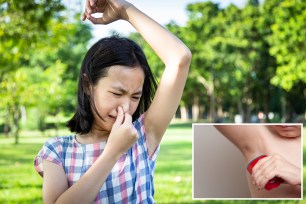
[246,104,251,123]
[281,93,286,122]
[245,97,252,122]
[21,106,27,127]
[4,108,11,137]
[217,104,223,119]
[196,75,214,122]
[199,105,205,120]
[180,105,188,121]
[209,87,215,122]
[13,106,21,144]
[237,99,244,123]
[192,96,200,121]
[264,91,270,122]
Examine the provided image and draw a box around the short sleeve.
[134,114,160,163]
[34,137,64,177]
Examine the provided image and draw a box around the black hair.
[67,36,157,134]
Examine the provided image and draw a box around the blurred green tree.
[268,0,306,91]
[0,0,92,143]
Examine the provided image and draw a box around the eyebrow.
[111,86,142,95]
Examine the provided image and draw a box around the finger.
[85,2,93,16]
[252,157,272,181]
[81,12,87,21]
[252,157,270,188]
[254,157,279,189]
[254,155,279,180]
[252,157,269,173]
[112,107,124,129]
[252,175,261,190]
[87,16,98,24]
[123,113,133,125]
[261,169,277,189]
[88,16,109,25]
[255,183,262,190]
[256,170,273,189]
[89,0,96,7]
[252,178,262,190]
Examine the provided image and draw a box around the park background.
[0,0,305,203]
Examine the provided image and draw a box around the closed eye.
[132,96,141,100]
[112,92,122,96]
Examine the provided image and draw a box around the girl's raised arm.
[125,3,192,156]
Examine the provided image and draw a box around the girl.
[34,0,191,203]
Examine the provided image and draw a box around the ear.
[82,73,92,96]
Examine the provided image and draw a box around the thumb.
[112,107,124,129]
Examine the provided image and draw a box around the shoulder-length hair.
[67,36,157,134]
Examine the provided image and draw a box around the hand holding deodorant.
[247,155,284,190]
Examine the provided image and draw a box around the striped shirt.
[34,114,159,203]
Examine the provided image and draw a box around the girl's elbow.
[178,47,192,68]
[184,47,192,62]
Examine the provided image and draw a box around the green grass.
[0,143,43,203]
[0,125,305,203]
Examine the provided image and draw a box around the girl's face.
[91,65,145,131]
[270,125,301,138]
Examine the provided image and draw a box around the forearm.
[54,151,119,204]
[125,5,191,67]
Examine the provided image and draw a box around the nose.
[121,99,130,113]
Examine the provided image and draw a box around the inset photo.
[192,124,303,200]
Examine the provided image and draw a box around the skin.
[42,0,191,203]
[215,125,301,198]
